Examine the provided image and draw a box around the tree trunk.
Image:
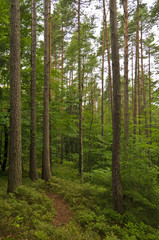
[8,0,22,193]
[110,0,122,214]
[42,0,52,181]
[132,43,134,119]
[149,48,152,144]
[78,0,83,179]
[29,0,38,181]
[123,0,129,151]
[133,0,139,142]
[101,15,105,138]
[49,0,52,169]
[61,27,64,164]
[103,0,113,113]
[84,75,88,120]
[88,78,94,171]
[140,23,148,138]
[138,53,141,135]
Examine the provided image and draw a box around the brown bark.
[78,0,83,179]
[123,0,129,148]
[29,0,38,181]
[132,43,134,119]
[110,0,122,214]
[138,52,141,135]
[133,0,139,142]
[140,24,148,137]
[42,0,52,181]
[149,48,152,142]
[88,79,94,171]
[103,0,113,113]
[61,27,64,164]
[49,0,52,101]
[84,75,88,120]
[49,0,52,169]
[101,16,105,138]
[8,0,22,192]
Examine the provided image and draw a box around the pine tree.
[133,0,139,142]
[78,0,83,179]
[8,0,22,192]
[29,0,38,181]
[110,0,122,214]
[123,0,129,152]
[42,0,52,181]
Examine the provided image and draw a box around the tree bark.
[42,0,52,181]
[88,78,94,171]
[29,0,38,181]
[132,43,134,119]
[138,51,141,135]
[110,0,122,214]
[101,15,105,138]
[103,0,113,113]
[8,0,22,192]
[78,0,83,179]
[149,48,152,144]
[49,0,52,169]
[133,0,139,142]
[123,0,129,150]
[140,23,148,138]
[61,27,64,164]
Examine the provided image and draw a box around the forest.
[0,0,159,239]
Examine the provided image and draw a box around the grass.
[0,161,159,240]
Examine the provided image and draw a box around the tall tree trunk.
[61,27,64,164]
[49,0,52,169]
[110,0,122,214]
[88,78,94,171]
[132,43,134,119]
[8,0,22,192]
[140,23,148,137]
[84,75,88,120]
[49,0,52,101]
[138,54,141,135]
[42,0,52,181]
[78,0,83,179]
[103,0,113,113]
[101,16,105,138]
[123,0,129,151]
[29,0,38,181]
[149,48,152,144]
[133,0,139,142]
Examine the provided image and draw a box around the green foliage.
[0,183,55,240]
[1,0,159,239]
[84,168,111,187]
[1,162,159,240]
[121,139,159,227]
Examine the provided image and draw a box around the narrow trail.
[46,192,72,227]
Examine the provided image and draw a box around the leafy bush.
[84,168,111,187]
[122,157,159,227]
[0,183,55,240]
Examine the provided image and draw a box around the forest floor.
[0,161,159,240]
[46,192,72,227]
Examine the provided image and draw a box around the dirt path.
[46,192,72,227]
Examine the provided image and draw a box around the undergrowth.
[0,161,159,240]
